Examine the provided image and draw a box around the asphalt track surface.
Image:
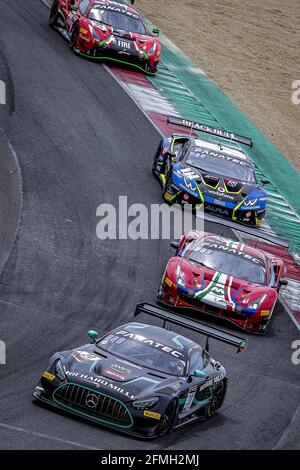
[0,0,299,450]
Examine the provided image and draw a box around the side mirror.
[88,330,98,343]
[261,178,270,186]
[152,28,160,37]
[170,241,179,253]
[193,370,206,379]
[70,5,79,11]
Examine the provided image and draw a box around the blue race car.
[152,116,269,226]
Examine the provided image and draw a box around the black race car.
[152,116,270,226]
[33,304,247,438]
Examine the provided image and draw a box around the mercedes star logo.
[85,392,99,408]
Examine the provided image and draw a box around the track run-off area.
[0,0,299,450]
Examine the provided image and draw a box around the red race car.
[49,0,161,74]
[158,230,288,334]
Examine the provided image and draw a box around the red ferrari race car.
[49,0,161,74]
[158,229,289,334]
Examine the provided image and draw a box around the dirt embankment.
[138,0,300,171]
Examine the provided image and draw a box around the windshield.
[185,243,266,284]
[89,7,147,34]
[97,332,186,376]
[186,149,256,183]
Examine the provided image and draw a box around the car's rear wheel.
[207,380,226,418]
[49,1,59,28]
[70,23,80,53]
[162,171,174,205]
[158,399,177,436]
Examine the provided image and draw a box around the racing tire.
[70,23,80,53]
[157,281,165,300]
[207,380,226,418]
[162,171,173,205]
[49,1,59,28]
[144,62,157,76]
[152,155,158,175]
[158,399,177,436]
[152,153,161,176]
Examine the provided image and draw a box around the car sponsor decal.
[212,199,226,207]
[184,178,197,192]
[111,363,132,375]
[114,331,184,359]
[244,198,258,207]
[65,371,135,399]
[199,373,226,391]
[144,410,161,420]
[165,276,173,287]
[103,368,127,380]
[205,205,230,216]
[194,148,250,166]
[226,180,239,188]
[91,4,140,19]
[42,371,55,381]
[117,40,131,50]
[198,241,264,265]
[102,364,132,381]
[205,188,235,200]
[194,272,235,310]
[72,351,100,363]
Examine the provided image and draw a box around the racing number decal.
[183,385,197,411]
[117,40,131,50]
[179,168,199,180]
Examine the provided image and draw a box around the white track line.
[272,401,300,450]
[104,65,165,138]
[0,422,102,450]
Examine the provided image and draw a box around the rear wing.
[198,212,290,249]
[134,303,248,354]
[167,115,253,148]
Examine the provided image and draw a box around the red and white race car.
[158,230,288,334]
[49,0,161,74]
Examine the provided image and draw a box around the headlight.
[54,359,66,381]
[147,43,157,56]
[176,265,186,287]
[247,294,267,310]
[132,397,159,409]
[89,25,100,41]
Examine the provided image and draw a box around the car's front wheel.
[162,171,175,205]
[158,399,177,436]
[70,23,80,53]
[207,380,226,418]
[49,0,59,28]
[144,62,157,76]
